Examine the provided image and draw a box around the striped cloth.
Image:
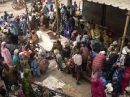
[92,53,106,72]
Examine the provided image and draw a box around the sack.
[37,59,49,74]
[126,86,130,93]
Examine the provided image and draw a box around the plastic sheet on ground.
[36,75,65,90]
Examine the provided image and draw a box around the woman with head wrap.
[31,30,39,45]
[91,71,106,97]
[2,64,18,91]
[19,51,32,80]
[112,64,124,97]
[1,42,12,66]
[13,49,21,71]
[121,54,130,93]
[92,51,106,72]
[30,53,41,77]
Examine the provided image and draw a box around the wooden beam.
[120,11,130,54]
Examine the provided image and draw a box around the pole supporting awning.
[120,11,130,54]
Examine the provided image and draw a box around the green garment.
[21,78,35,97]
[3,14,8,21]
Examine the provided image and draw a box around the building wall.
[82,0,130,37]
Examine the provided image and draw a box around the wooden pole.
[120,11,130,54]
[55,0,60,38]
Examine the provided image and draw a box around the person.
[71,30,78,41]
[73,1,78,12]
[20,70,36,97]
[3,11,9,21]
[2,64,18,91]
[1,42,12,66]
[31,13,38,30]
[20,51,32,80]
[62,42,71,59]
[48,8,54,24]
[72,49,82,85]
[8,24,19,45]
[13,49,21,71]
[0,57,4,79]
[54,49,65,71]
[104,52,119,80]
[64,18,73,39]
[51,40,63,53]
[91,71,106,97]
[92,51,106,72]
[121,54,130,93]
[81,34,90,46]
[19,52,24,72]
[30,30,39,45]
[69,15,75,32]
[0,85,7,97]
[80,43,89,71]
[124,81,130,97]
[112,65,124,97]
[20,16,28,35]
[107,41,118,55]
[30,54,41,77]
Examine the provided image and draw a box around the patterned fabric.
[121,67,130,92]
[92,53,106,72]
[31,60,40,77]
[91,72,106,97]
[1,46,12,66]
[80,46,89,63]
[112,68,123,94]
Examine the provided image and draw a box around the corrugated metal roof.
[86,0,130,10]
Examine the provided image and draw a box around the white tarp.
[86,0,130,10]
[41,75,65,90]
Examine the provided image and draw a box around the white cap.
[106,83,113,93]
[73,41,77,47]
[54,49,60,55]
[14,49,19,54]
[1,41,6,46]
[19,52,24,56]
[99,51,106,55]
[122,46,130,55]
[112,41,118,45]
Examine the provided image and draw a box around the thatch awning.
[86,0,130,10]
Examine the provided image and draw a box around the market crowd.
[0,0,130,97]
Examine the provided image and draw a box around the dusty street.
[0,1,91,97]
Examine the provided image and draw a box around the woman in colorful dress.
[13,49,21,71]
[121,54,130,93]
[1,42,12,66]
[91,71,106,97]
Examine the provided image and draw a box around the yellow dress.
[90,27,101,40]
